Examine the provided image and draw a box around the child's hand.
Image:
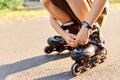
[76,26,91,45]
[64,33,78,47]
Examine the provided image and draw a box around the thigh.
[87,0,109,27]
[51,0,81,25]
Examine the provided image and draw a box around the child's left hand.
[76,26,91,45]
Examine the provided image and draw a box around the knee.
[41,0,51,8]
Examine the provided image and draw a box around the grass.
[109,0,120,8]
[0,1,120,22]
[110,0,120,8]
[110,3,120,8]
[0,9,49,22]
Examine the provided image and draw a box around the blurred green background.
[0,0,120,22]
[110,0,120,3]
[110,0,120,7]
[0,0,40,10]
[0,0,120,10]
[0,0,23,10]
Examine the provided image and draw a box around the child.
[42,0,109,58]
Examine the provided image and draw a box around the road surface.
[0,8,120,80]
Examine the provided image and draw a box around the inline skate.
[44,35,73,54]
[44,21,78,55]
[71,25,107,76]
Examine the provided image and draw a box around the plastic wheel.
[100,48,107,63]
[71,63,82,76]
[44,46,53,54]
[56,46,64,52]
[92,59,100,66]
[84,63,91,71]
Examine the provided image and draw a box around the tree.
[0,0,23,10]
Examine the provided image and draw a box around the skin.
[41,0,77,47]
[41,0,71,23]
[41,0,108,49]
[66,0,107,46]
[50,16,78,47]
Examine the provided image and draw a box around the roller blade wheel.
[44,46,53,54]
[56,46,64,53]
[84,63,91,71]
[71,63,83,76]
[92,59,100,67]
[100,48,107,63]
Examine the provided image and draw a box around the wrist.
[61,32,69,40]
[81,26,91,32]
[82,21,92,29]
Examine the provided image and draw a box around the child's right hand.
[64,33,78,48]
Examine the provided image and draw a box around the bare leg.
[66,0,109,27]
[66,0,90,22]
[41,0,71,23]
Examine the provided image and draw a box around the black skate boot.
[44,35,73,54]
[71,24,107,76]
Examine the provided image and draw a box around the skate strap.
[61,21,74,30]
[62,21,74,26]
[88,39,105,52]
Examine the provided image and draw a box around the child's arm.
[50,15,78,47]
[85,0,107,25]
[50,15,67,39]
[76,0,107,45]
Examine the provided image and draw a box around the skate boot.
[44,21,78,55]
[44,35,73,54]
[71,24,107,76]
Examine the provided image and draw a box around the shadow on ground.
[0,53,71,80]
[35,71,73,80]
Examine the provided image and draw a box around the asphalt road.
[0,8,120,80]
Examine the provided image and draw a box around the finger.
[69,38,76,42]
[81,40,88,45]
[68,41,77,47]
[82,39,89,45]
[77,39,81,45]
[70,34,76,39]
[67,40,74,47]
[76,39,84,45]
[80,41,85,45]
[70,43,77,47]
[67,43,74,47]
[74,40,78,47]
